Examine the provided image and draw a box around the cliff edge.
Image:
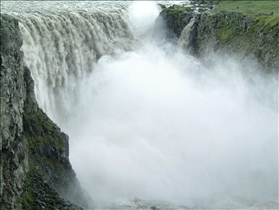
[1,14,89,210]
[160,1,279,72]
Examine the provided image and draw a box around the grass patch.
[163,5,193,14]
[214,0,279,26]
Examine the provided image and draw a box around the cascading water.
[4,1,136,123]
[2,1,278,209]
[179,17,195,50]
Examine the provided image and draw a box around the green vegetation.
[208,0,279,69]
[21,108,79,209]
[20,163,36,210]
[214,0,279,27]
[162,0,279,70]
[23,108,65,153]
[163,5,193,14]
[23,107,69,188]
[20,162,78,210]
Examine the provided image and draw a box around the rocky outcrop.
[1,14,28,209]
[1,14,89,210]
[160,5,279,72]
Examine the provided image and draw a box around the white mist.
[5,1,277,208]
[63,2,279,208]
[67,46,277,208]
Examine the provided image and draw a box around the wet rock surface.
[160,5,279,72]
[1,14,28,210]
[1,14,89,210]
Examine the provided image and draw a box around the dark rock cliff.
[1,14,89,210]
[160,5,279,72]
[1,14,28,210]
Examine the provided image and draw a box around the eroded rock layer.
[1,14,89,210]
[160,4,279,72]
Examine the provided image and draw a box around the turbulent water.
[2,1,278,209]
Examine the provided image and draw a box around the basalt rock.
[160,5,279,72]
[1,14,90,210]
[1,14,28,210]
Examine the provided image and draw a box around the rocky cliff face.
[1,14,89,210]
[1,14,28,210]
[160,5,279,72]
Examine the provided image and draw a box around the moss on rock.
[160,1,279,72]
[1,14,90,210]
[22,66,90,209]
[163,5,193,14]
[20,162,83,210]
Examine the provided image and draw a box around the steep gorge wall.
[1,14,89,210]
[160,5,279,72]
[1,14,28,210]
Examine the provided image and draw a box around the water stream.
[2,1,278,209]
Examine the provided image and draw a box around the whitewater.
[2,1,278,209]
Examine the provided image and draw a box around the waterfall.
[2,1,278,209]
[7,1,136,123]
[178,17,195,50]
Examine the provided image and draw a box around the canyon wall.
[160,4,279,72]
[1,14,89,210]
[1,3,278,209]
